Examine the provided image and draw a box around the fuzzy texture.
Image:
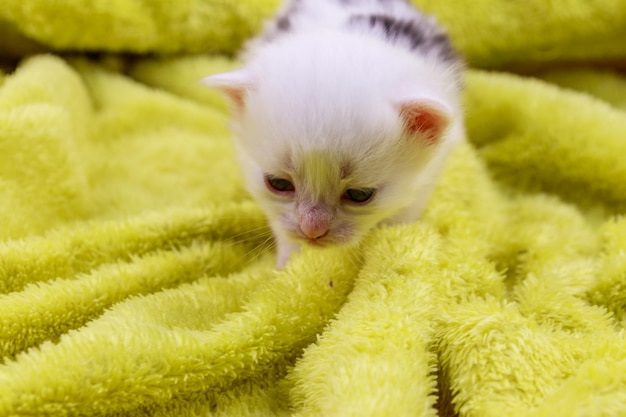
[1,1,626,416]
[0,0,282,54]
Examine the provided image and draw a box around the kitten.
[203,0,464,267]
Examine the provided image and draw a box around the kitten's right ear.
[201,70,255,115]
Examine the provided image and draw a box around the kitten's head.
[203,32,458,248]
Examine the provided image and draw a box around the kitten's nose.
[299,206,331,240]
[300,224,329,240]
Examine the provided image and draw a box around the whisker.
[225,226,273,243]
[226,231,274,248]
[211,224,270,239]
[243,235,276,267]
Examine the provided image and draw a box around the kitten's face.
[255,152,381,247]
[237,141,433,249]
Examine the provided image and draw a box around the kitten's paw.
[276,239,300,268]
[276,254,290,268]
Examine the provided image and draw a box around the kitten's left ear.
[201,69,255,115]
[395,99,452,146]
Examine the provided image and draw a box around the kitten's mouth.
[297,233,350,248]
[288,232,333,247]
[303,237,329,247]
[287,226,353,247]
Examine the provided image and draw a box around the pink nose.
[300,223,329,240]
[299,206,331,240]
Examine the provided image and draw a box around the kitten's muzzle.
[299,223,330,241]
[299,206,332,241]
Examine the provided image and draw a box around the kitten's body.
[204,0,463,266]
[251,0,459,68]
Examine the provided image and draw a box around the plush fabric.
[1,1,625,416]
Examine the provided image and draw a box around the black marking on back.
[257,0,460,69]
[348,13,458,64]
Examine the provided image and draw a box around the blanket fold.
[1,1,626,416]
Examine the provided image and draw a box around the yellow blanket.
[1,1,626,416]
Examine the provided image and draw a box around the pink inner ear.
[202,71,253,115]
[219,86,247,113]
[399,101,450,145]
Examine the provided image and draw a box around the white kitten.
[203,0,464,267]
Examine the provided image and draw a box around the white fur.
[204,1,463,267]
[246,0,434,54]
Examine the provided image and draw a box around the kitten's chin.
[287,235,334,248]
[301,237,334,248]
[291,231,356,248]
[280,224,361,248]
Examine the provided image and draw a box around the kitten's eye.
[265,175,295,193]
[343,188,376,204]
